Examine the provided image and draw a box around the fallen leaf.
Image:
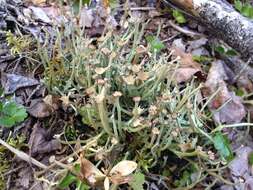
[204,61,246,124]
[17,167,32,189]
[188,38,208,51]
[1,73,39,94]
[172,47,201,70]
[174,68,200,83]
[27,99,53,118]
[79,8,94,28]
[137,71,149,81]
[28,123,61,156]
[80,154,105,186]
[229,146,253,190]
[131,65,141,73]
[95,67,109,75]
[104,177,110,190]
[110,175,133,185]
[60,95,70,107]
[110,160,137,176]
[123,75,135,85]
[171,47,203,83]
[178,143,193,152]
[29,6,51,23]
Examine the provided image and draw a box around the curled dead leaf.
[109,175,133,185]
[131,65,141,73]
[104,177,110,190]
[28,99,53,118]
[137,71,149,81]
[171,47,203,83]
[204,61,246,124]
[79,8,94,28]
[60,95,70,107]
[109,160,137,176]
[80,154,105,186]
[95,67,109,75]
[123,75,135,85]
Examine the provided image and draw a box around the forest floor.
[1,0,253,190]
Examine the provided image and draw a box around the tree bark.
[170,0,253,64]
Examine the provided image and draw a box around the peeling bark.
[171,0,253,64]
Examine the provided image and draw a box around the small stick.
[0,138,47,169]
[167,20,205,38]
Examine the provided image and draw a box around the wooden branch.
[169,0,253,64]
[0,138,47,169]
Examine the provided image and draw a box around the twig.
[167,20,205,38]
[3,165,23,177]
[212,123,253,133]
[0,138,47,169]
[36,132,104,176]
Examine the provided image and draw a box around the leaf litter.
[0,0,253,189]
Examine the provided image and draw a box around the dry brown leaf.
[109,160,137,176]
[137,71,149,81]
[109,175,133,185]
[80,154,105,186]
[79,8,94,28]
[95,67,109,75]
[28,99,53,118]
[1,73,39,94]
[204,61,246,124]
[178,143,193,152]
[131,65,141,73]
[171,47,203,83]
[123,75,135,85]
[174,68,199,83]
[172,47,201,70]
[28,123,61,156]
[60,95,70,107]
[104,177,110,190]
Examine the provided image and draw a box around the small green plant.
[6,31,32,55]
[235,0,253,19]
[128,172,145,190]
[0,101,27,127]
[192,55,212,63]
[213,132,233,161]
[214,45,238,56]
[146,35,165,53]
[172,9,187,24]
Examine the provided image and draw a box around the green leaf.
[0,102,3,112]
[172,10,186,24]
[12,107,28,122]
[214,46,225,54]
[226,49,237,56]
[192,55,212,63]
[129,172,145,190]
[248,152,253,166]
[241,4,253,18]
[235,0,243,12]
[234,1,253,19]
[0,87,4,97]
[58,173,77,189]
[0,101,27,128]
[174,170,191,187]
[213,132,233,161]
[146,36,165,53]
[3,102,18,115]
[0,116,15,127]
[76,180,89,190]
